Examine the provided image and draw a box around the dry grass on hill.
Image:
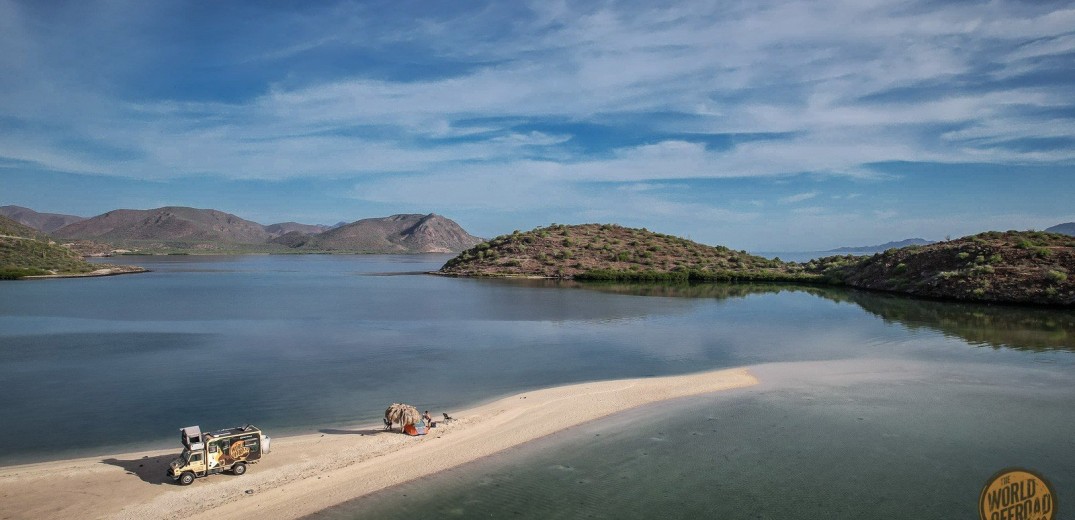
[439,223,814,281]
[813,230,1075,305]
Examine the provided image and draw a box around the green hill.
[439,224,818,282]
[0,214,46,239]
[0,215,97,278]
[812,230,1074,305]
[440,225,1074,306]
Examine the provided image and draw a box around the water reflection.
[842,292,1075,352]
[573,281,1075,352]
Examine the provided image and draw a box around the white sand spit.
[0,367,756,520]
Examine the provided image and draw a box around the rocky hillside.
[291,214,481,253]
[53,207,272,244]
[440,224,814,281]
[0,205,84,233]
[0,215,99,278]
[0,215,47,239]
[812,231,1074,305]
[441,225,1074,306]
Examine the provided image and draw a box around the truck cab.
[168,425,270,485]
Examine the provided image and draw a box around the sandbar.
[21,265,148,279]
[0,367,756,520]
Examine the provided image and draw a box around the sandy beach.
[21,265,148,279]
[0,367,755,520]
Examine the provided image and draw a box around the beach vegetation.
[1,216,103,278]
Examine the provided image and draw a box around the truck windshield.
[181,449,191,463]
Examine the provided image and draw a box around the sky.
[1,0,1074,251]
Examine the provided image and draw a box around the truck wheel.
[232,462,247,476]
[179,472,195,485]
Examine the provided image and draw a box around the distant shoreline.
[20,265,148,279]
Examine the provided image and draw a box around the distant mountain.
[53,207,272,244]
[0,214,46,239]
[38,206,480,253]
[265,222,330,238]
[0,205,84,233]
[1046,223,1075,236]
[268,231,311,248]
[828,238,934,253]
[297,214,482,253]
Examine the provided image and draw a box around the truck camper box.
[168,424,270,485]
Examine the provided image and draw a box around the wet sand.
[0,367,756,520]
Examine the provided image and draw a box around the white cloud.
[780,192,819,204]
[490,132,572,146]
[1,0,1074,251]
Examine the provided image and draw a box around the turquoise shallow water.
[1,255,1073,517]
[312,359,1075,519]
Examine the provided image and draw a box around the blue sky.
[1,0,1073,250]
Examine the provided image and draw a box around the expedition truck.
[168,425,271,485]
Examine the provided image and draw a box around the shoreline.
[0,367,757,520]
[20,265,149,279]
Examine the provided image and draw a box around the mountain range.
[2,206,481,254]
[827,238,935,253]
[0,206,85,233]
[288,214,483,253]
[53,207,272,244]
[4,203,1074,253]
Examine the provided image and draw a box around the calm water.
[316,359,1075,519]
[2,255,1074,516]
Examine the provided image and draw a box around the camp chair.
[442,413,455,423]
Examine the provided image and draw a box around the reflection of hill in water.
[574,280,852,302]
[575,281,1075,353]
[842,292,1074,353]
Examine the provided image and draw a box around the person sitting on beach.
[423,411,436,428]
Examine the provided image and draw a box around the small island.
[440,224,1074,306]
[440,223,820,282]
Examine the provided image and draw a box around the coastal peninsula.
[0,216,145,279]
[440,224,1075,306]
